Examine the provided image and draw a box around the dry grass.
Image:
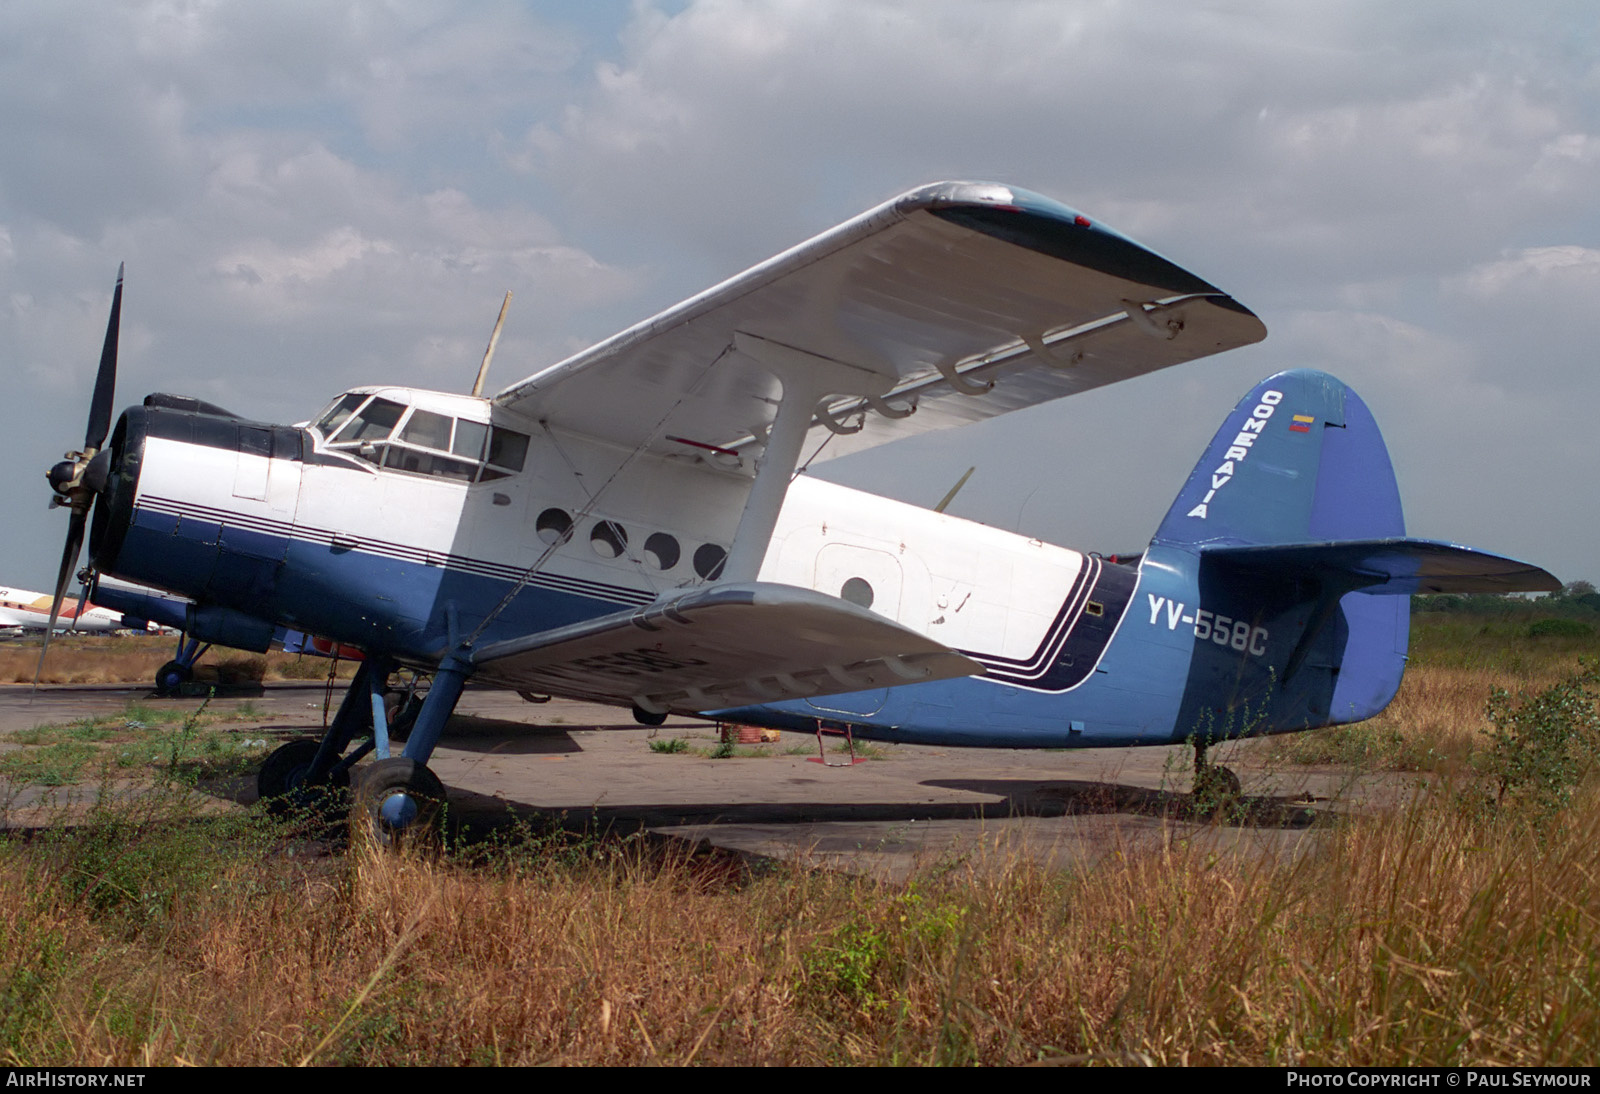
[2,782,1596,1066]
[0,635,357,687]
[1261,612,1600,773]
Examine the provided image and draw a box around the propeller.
[35,264,123,685]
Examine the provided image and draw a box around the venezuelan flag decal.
[1289,414,1314,433]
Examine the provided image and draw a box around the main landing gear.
[256,653,469,843]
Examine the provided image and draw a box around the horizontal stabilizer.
[1202,538,1560,595]
[471,582,983,715]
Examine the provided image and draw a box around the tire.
[258,738,321,800]
[257,738,349,825]
[155,659,192,696]
[632,703,668,727]
[1192,764,1243,809]
[354,757,447,846]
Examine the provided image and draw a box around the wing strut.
[721,332,892,581]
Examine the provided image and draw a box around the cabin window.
[488,428,529,472]
[643,532,680,571]
[591,520,628,559]
[841,577,874,609]
[536,508,573,546]
[693,543,727,581]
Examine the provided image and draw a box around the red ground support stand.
[808,718,867,766]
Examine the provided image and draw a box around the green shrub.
[1527,618,1593,639]
[1483,665,1600,816]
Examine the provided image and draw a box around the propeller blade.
[33,509,88,688]
[85,263,123,453]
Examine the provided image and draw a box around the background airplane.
[0,584,142,635]
[39,182,1558,833]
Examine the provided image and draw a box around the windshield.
[320,395,531,484]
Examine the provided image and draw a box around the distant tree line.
[1413,581,1600,615]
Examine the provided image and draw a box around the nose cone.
[46,459,77,495]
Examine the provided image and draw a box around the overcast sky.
[4,0,1596,594]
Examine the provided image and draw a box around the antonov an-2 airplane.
[41,181,1557,832]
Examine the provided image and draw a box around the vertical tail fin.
[1152,369,1403,550]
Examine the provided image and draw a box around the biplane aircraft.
[41,181,1558,831]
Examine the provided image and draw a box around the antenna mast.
[471,291,513,397]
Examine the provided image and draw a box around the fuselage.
[89,384,1387,748]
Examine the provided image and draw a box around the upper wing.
[494,182,1265,465]
[471,581,983,715]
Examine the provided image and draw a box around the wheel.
[1192,763,1243,808]
[155,659,192,696]
[354,757,447,846]
[258,737,349,819]
[632,703,668,727]
[258,738,321,800]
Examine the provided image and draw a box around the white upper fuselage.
[125,384,1087,665]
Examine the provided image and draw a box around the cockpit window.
[399,409,453,451]
[452,419,488,462]
[314,393,368,438]
[332,398,404,443]
[318,393,531,485]
[382,446,477,481]
[488,428,529,472]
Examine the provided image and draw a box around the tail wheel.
[1192,763,1243,808]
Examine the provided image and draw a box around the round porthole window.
[643,532,680,571]
[841,577,874,609]
[536,508,573,546]
[693,543,727,580]
[591,520,628,559]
